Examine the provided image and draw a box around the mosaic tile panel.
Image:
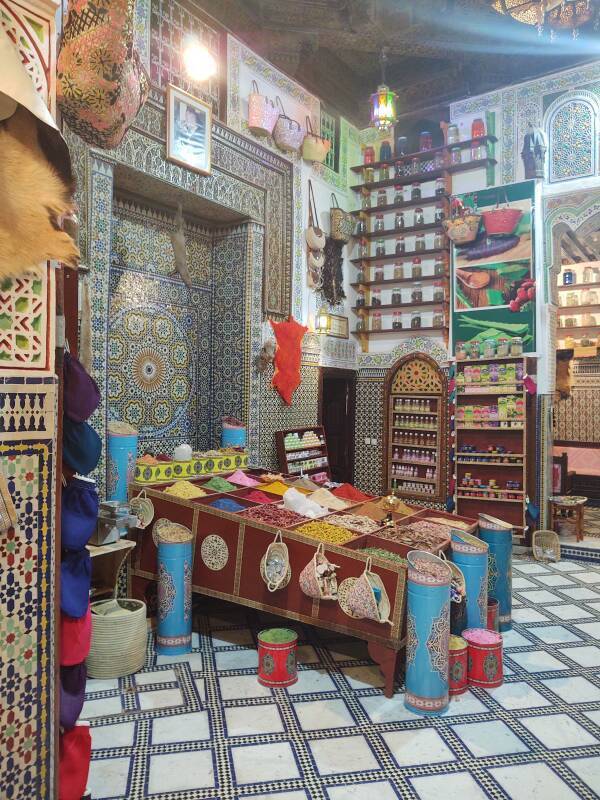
[353,374,386,496]
[555,388,600,444]
[0,268,55,372]
[547,93,598,183]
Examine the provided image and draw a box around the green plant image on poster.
[451,180,536,353]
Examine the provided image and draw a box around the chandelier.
[370,48,398,131]
[493,0,595,37]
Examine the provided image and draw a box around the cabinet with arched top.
[383,353,448,504]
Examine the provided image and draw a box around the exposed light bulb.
[182,38,217,82]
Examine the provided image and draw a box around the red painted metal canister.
[462,628,503,688]
[257,628,298,687]
[449,635,468,696]
[487,598,499,632]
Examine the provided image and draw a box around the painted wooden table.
[550,495,587,543]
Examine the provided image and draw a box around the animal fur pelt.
[169,203,192,288]
[555,354,573,400]
[0,106,79,278]
[256,339,276,373]
[321,237,345,306]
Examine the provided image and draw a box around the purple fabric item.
[60,548,91,618]
[60,662,87,730]
[61,478,99,551]
[63,351,101,423]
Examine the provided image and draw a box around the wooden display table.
[87,539,136,599]
[129,483,408,697]
[550,495,587,543]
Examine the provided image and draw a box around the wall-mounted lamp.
[182,37,218,82]
[315,306,332,335]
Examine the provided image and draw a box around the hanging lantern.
[493,0,596,36]
[315,306,332,334]
[370,49,398,131]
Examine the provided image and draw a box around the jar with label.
[372,289,382,306]
[356,218,366,236]
[434,230,446,249]
[372,312,382,331]
[392,288,402,305]
[375,239,386,257]
[374,267,384,282]
[359,240,369,258]
[510,336,523,356]
[562,268,576,285]
[356,317,366,332]
[435,203,445,222]
[434,255,445,276]
[414,207,424,226]
[483,338,496,358]
[411,284,423,303]
[450,146,462,164]
[377,189,387,207]
[419,131,433,151]
[433,311,445,328]
[356,268,366,283]
[411,182,422,201]
[411,157,420,175]
[415,234,426,252]
[468,340,481,359]
[394,262,404,280]
[433,282,445,302]
[447,124,460,144]
[471,117,486,138]
[379,165,390,182]
[393,312,403,330]
[583,289,599,305]
[395,211,405,230]
[396,135,408,156]
[582,313,597,326]
[380,140,392,161]
[374,214,385,232]
[564,316,576,327]
[412,258,422,278]
[434,150,446,169]
[471,139,483,161]
[455,341,467,360]
[394,185,405,204]
[363,146,375,164]
[395,237,406,255]
[435,177,446,197]
[361,193,371,209]
[411,312,422,329]
[496,337,509,357]
[365,167,375,184]
[356,289,366,307]
[566,291,579,307]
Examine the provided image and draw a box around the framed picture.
[328,314,349,339]
[166,84,212,175]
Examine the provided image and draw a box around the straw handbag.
[330,193,355,243]
[344,558,393,625]
[443,213,481,244]
[532,530,561,563]
[86,599,147,679]
[299,543,340,600]
[273,98,304,153]
[305,181,326,250]
[260,531,291,592]
[247,80,278,137]
[129,490,154,530]
[481,191,523,235]
[302,116,331,163]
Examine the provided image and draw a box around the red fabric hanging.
[270,316,308,405]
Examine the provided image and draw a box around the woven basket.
[248,79,279,137]
[443,214,481,244]
[273,97,304,153]
[532,530,561,563]
[86,599,147,679]
[302,116,331,163]
[481,207,522,235]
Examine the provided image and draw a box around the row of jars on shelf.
[356,310,446,331]
[356,258,447,283]
[362,141,486,183]
[560,289,600,306]
[363,119,487,164]
[357,284,446,306]
[562,265,600,285]
[559,313,598,327]
[357,232,447,258]
[362,180,447,208]
[356,206,446,237]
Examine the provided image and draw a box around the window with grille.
[320,109,340,173]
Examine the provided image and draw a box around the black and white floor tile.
[86,557,600,799]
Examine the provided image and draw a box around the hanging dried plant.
[320,237,346,306]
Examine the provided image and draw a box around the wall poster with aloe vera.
[451,180,536,353]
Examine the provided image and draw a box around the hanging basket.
[481,191,523,235]
[443,214,481,244]
[260,531,292,592]
[129,490,154,530]
[532,530,561,563]
[299,542,339,600]
[273,97,304,153]
[86,599,147,679]
[302,116,331,163]
[248,80,279,137]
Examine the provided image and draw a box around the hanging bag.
[260,531,291,592]
[481,189,523,236]
[299,543,340,600]
[247,80,279,137]
[302,115,331,163]
[305,181,326,250]
[273,97,304,153]
[330,193,355,243]
[129,489,155,530]
[344,557,393,625]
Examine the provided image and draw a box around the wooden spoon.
[456,268,490,290]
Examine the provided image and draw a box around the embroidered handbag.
[57,0,150,149]
[302,116,331,163]
[330,193,355,243]
[260,531,291,592]
[299,543,339,600]
[345,557,393,625]
[273,97,304,153]
[248,80,278,137]
[305,180,326,250]
[307,249,325,289]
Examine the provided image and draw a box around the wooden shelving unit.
[556,266,600,349]
[276,426,330,479]
[349,136,497,174]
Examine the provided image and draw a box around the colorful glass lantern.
[315,306,332,334]
[370,48,398,131]
[493,0,595,36]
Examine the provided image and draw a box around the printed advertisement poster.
[451,180,536,353]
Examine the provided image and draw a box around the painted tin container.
[221,425,246,448]
[450,530,488,630]
[449,635,468,696]
[479,513,513,632]
[405,550,451,716]
[257,628,298,687]
[487,598,499,632]
[156,538,193,655]
[462,627,503,688]
[107,429,138,502]
[133,452,248,484]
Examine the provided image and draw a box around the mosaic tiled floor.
[85,557,600,800]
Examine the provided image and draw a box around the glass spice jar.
[483,338,496,358]
[419,131,433,151]
[393,311,403,330]
[434,150,446,169]
[395,211,405,230]
[356,218,366,236]
[361,193,371,209]
[374,214,385,232]
[510,336,523,356]
[363,146,375,164]
[377,188,387,207]
[434,255,446,276]
[411,157,421,175]
[356,289,366,307]
[392,288,402,304]
[356,268,366,283]
[566,291,579,307]
[434,231,445,249]
[455,341,467,360]
[411,182,422,201]
[372,289,382,306]
[359,240,369,258]
[433,312,445,328]
[411,311,422,329]
[415,234,426,252]
[375,239,386,257]
[412,258,422,278]
[471,117,486,138]
[447,124,460,144]
[394,184,405,204]
[380,140,393,161]
[496,337,509,357]
[372,311,382,331]
[365,167,375,183]
[450,146,462,165]
[435,177,446,196]
[411,284,423,303]
[562,268,576,285]
[471,140,483,161]
[374,267,384,282]
[379,165,390,182]
[356,317,366,332]
[435,203,445,222]
[394,262,404,280]
[414,207,424,226]
[396,135,408,156]
[433,282,445,302]
[395,237,406,255]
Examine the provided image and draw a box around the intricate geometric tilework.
[353,375,385,496]
[554,387,600,445]
[546,93,598,183]
[0,268,55,372]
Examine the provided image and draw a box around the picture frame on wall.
[166,84,212,175]
[328,314,349,339]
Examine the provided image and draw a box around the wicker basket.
[86,599,147,679]
[532,530,561,563]
[443,214,481,244]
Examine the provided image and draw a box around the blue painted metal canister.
[479,514,513,632]
[450,530,488,630]
[221,426,246,447]
[405,550,451,717]
[107,425,138,502]
[156,524,193,655]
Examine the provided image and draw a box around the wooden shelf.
[285,443,327,454]
[458,385,524,395]
[456,424,524,431]
[351,247,446,264]
[393,425,438,432]
[558,324,600,334]
[391,475,437,485]
[557,281,600,292]
[351,274,448,289]
[391,410,439,416]
[350,136,498,173]
[557,304,600,315]
[392,458,438,466]
[353,301,447,313]
[456,459,523,467]
[361,222,444,240]
[456,494,524,504]
[392,441,438,449]
[353,326,444,336]
[276,426,330,479]
[350,159,497,192]
[351,195,448,216]
[456,355,530,364]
